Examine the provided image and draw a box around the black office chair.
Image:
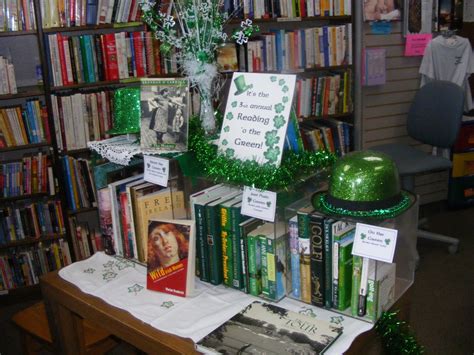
[372,80,465,254]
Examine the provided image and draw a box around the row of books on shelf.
[232,0,351,19]
[0,152,54,198]
[46,31,177,87]
[0,56,17,95]
[239,24,352,73]
[51,90,114,151]
[41,0,142,29]
[296,117,352,156]
[294,71,352,118]
[287,202,395,320]
[68,216,104,261]
[0,239,72,291]
[0,100,51,148]
[0,200,66,243]
[0,0,36,32]
[61,156,98,210]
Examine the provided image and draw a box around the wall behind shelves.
[0,36,41,88]
[360,21,448,205]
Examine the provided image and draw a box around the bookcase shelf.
[0,30,37,37]
[228,15,352,25]
[0,142,50,153]
[67,207,98,216]
[0,85,44,101]
[0,193,50,203]
[0,233,66,250]
[50,79,140,93]
[42,22,145,34]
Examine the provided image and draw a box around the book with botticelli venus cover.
[146,219,195,297]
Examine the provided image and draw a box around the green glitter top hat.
[312,150,411,219]
[107,87,141,135]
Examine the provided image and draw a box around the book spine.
[297,210,311,303]
[230,206,245,290]
[351,255,362,317]
[247,234,260,296]
[309,213,325,307]
[205,204,223,285]
[260,234,268,296]
[220,205,233,287]
[288,216,300,299]
[323,218,333,308]
[266,235,277,300]
[194,203,209,282]
[337,241,353,310]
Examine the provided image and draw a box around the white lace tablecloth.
[59,252,373,354]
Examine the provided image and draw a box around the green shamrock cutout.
[278,79,285,86]
[361,233,366,240]
[225,148,235,157]
[231,101,237,108]
[226,112,234,120]
[274,103,285,114]
[265,130,280,147]
[282,96,289,103]
[273,115,286,129]
[282,85,289,93]
[385,238,391,245]
[266,201,271,207]
[223,126,230,132]
[222,139,228,146]
[270,76,277,82]
[264,146,281,163]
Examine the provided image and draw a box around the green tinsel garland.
[376,311,424,354]
[187,117,336,191]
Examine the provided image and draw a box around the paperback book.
[197,301,343,354]
[146,219,196,297]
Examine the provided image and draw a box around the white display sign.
[352,223,398,263]
[144,155,169,187]
[218,72,296,166]
[241,186,277,222]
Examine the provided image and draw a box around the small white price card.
[144,155,169,187]
[352,223,398,263]
[241,186,277,222]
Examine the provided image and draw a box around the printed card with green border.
[218,73,296,167]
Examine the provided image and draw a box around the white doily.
[88,135,142,165]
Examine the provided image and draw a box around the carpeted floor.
[410,204,474,354]
[1,203,473,355]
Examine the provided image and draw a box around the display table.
[40,252,410,354]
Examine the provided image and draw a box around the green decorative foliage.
[376,311,424,355]
[186,117,336,191]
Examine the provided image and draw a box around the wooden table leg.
[43,294,87,354]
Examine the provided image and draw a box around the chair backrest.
[407,80,464,148]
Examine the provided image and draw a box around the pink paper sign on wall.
[405,34,432,56]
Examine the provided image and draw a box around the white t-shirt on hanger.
[419,35,474,111]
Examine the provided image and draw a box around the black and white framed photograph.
[403,0,437,35]
[140,78,190,154]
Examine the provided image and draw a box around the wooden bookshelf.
[42,22,145,33]
[0,193,50,203]
[0,284,42,304]
[0,30,37,37]
[0,142,50,153]
[0,85,44,100]
[0,234,66,250]
[51,79,140,92]
[67,207,98,216]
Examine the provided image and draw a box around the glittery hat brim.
[312,190,412,219]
